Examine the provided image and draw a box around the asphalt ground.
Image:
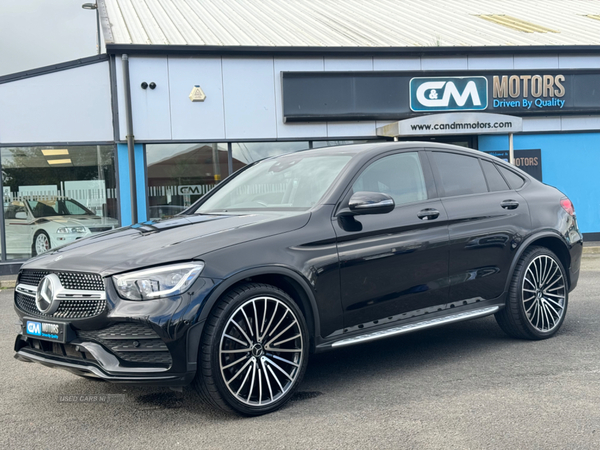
[1,259,599,449]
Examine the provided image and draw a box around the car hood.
[23,211,311,276]
[39,215,119,226]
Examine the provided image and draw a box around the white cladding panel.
[222,58,277,140]
[120,56,172,141]
[168,57,225,140]
[0,62,113,144]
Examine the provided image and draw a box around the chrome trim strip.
[16,283,106,301]
[331,306,500,348]
[15,284,37,297]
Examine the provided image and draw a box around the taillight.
[560,198,575,216]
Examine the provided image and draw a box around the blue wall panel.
[479,132,600,233]
[135,143,147,223]
[117,143,147,226]
[117,143,131,226]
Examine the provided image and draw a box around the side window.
[352,152,427,206]
[481,160,509,192]
[429,152,488,197]
[496,165,525,189]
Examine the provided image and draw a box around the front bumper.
[13,273,216,385]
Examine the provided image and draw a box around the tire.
[193,283,309,416]
[495,246,569,340]
[32,230,51,256]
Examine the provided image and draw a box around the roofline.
[0,54,109,85]
[106,43,600,57]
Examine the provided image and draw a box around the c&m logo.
[410,77,488,112]
[26,321,42,336]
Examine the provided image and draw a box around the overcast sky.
[0,0,99,76]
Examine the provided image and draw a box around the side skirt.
[316,300,503,351]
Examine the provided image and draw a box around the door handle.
[417,208,440,220]
[501,200,519,210]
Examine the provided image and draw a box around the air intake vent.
[476,15,559,33]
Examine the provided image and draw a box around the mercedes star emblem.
[35,274,61,315]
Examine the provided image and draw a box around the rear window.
[497,165,525,189]
[481,160,509,192]
[429,152,488,197]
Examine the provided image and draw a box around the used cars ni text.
[13,142,582,415]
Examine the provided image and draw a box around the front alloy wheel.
[195,283,309,415]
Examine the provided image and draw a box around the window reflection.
[1,145,118,260]
[146,143,233,220]
[231,142,310,164]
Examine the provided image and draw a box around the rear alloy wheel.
[33,231,51,256]
[195,283,309,415]
[496,246,568,340]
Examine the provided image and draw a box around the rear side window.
[481,160,509,192]
[429,152,488,197]
[496,165,525,189]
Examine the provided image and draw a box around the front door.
[333,151,450,328]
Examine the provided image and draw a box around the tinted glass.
[481,160,509,192]
[353,152,427,206]
[430,152,488,197]
[497,165,525,189]
[232,142,310,164]
[195,153,352,212]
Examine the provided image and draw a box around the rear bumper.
[568,240,583,292]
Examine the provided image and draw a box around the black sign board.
[483,149,542,181]
[282,70,600,122]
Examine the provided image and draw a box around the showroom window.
[1,145,117,260]
[146,143,230,220]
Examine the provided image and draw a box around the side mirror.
[15,212,27,220]
[343,191,395,216]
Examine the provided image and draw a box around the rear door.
[333,150,450,328]
[427,150,531,303]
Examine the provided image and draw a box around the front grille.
[15,292,107,319]
[19,270,105,291]
[78,323,172,366]
[88,227,112,233]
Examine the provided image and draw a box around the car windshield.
[26,198,95,218]
[194,153,353,213]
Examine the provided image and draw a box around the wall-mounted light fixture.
[81,3,101,55]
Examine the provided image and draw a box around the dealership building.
[0,0,599,273]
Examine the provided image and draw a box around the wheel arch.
[198,266,321,350]
[505,232,572,293]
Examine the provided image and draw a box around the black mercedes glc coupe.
[14,142,582,415]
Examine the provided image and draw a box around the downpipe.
[122,54,138,225]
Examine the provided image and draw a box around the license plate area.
[24,318,70,343]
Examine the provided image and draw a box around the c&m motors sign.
[282,70,600,122]
[410,77,488,112]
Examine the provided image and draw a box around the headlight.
[56,226,88,234]
[112,262,204,301]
